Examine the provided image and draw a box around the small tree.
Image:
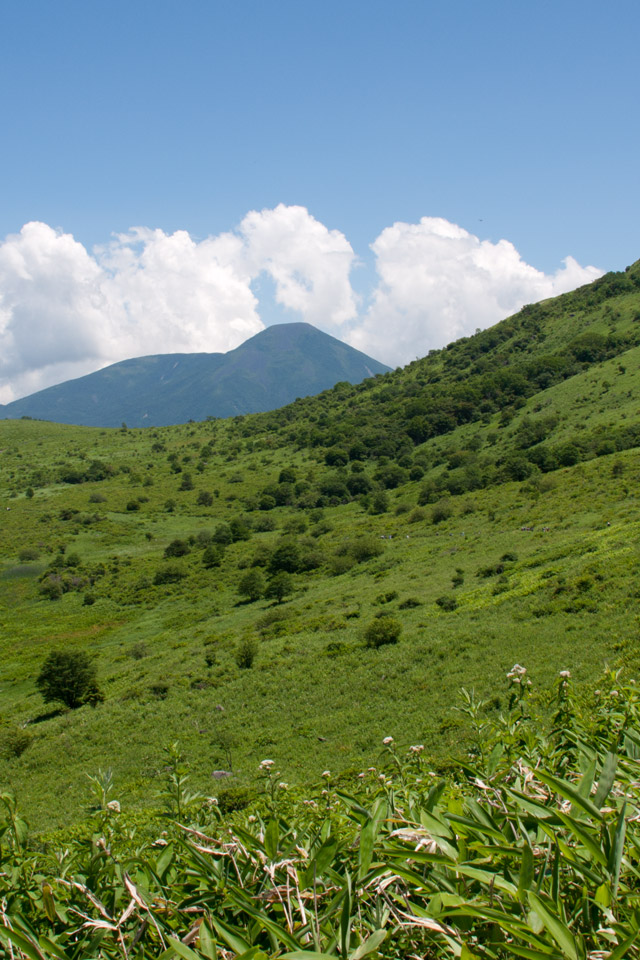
[265,571,294,604]
[36,650,103,709]
[238,570,265,603]
[164,538,190,558]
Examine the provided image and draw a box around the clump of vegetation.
[235,636,258,669]
[0,670,638,960]
[35,649,103,709]
[363,615,402,648]
[153,564,186,585]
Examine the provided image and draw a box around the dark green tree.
[238,570,265,602]
[36,650,103,709]
[265,571,294,604]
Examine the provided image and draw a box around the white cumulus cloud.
[346,217,603,366]
[0,209,603,404]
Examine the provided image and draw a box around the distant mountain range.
[0,323,391,427]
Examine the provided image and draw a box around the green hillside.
[0,259,639,832]
[2,261,640,958]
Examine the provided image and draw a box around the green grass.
[1,261,640,832]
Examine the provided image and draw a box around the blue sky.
[0,0,638,400]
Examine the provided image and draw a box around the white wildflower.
[382,736,394,745]
[259,759,274,769]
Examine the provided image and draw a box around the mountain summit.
[0,323,391,427]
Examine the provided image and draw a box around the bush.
[126,500,141,512]
[1,727,33,759]
[435,595,458,612]
[431,502,452,524]
[235,636,259,669]
[36,650,103,709]
[164,539,191,558]
[154,564,187,585]
[202,544,225,568]
[363,616,402,648]
[217,785,254,814]
[196,490,213,506]
[18,547,40,562]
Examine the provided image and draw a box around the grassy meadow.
[1,261,640,834]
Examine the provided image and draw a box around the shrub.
[236,636,259,669]
[348,536,384,563]
[369,490,389,514]
[217,785,253,814]
[363,616,402,648]
[154,564,187,585]
[164,539,191,558]
[435,595,458,611]
[36,650,103,709]
[196,490,213,506]
[18,547,40,562]
[398,597,422,609]
[1,727,33,759]
[202,544,225,568]
[431,502,452,524]
[125,500,141,512]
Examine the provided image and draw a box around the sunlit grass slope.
[1,260,639,831]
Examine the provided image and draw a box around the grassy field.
[1,262,640,832]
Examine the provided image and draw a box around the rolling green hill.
[0,323,391,427]
[1,259,640,837]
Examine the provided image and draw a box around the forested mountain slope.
[0,322,391,427]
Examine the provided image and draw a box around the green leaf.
[609,801,627,900]
[227,892,301,951]
[310,838,338,877]
[593,753,617,809]
[535,770,603,821]
[282,953,336,959]
[41,883,56,924]
[508,948,561,959]
[357,817,375,881]
[555,811,607,867]
[156,842,175,879]
[350,929,387,960]
[37,938,71,960]
[236,950,269,960]
[340,872,352,960]
[608,930,639,960]
[527,891,578,960]
[167,937,206,960]
[208,916,252,957]
[264,818,279,860]
[199,921,217,960]
[518,843,535,898]
[0,928,47,960]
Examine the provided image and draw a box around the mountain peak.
[0,323,390,427]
